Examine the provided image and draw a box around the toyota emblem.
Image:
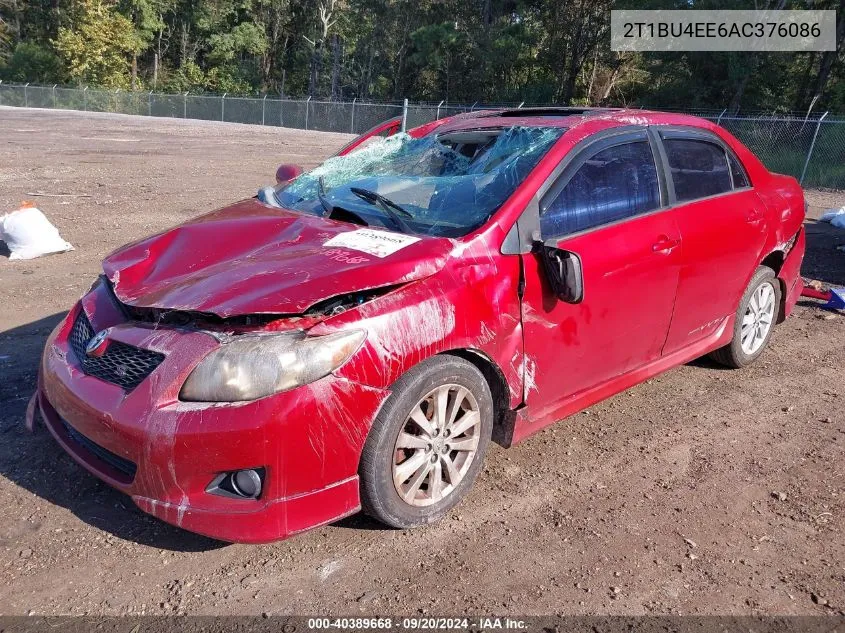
[85,328,111,357]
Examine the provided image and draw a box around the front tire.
[710,266,781,368]
[359,356,493,528]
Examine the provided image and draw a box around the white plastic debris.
[0,203,74,260]
[820,206,845,229]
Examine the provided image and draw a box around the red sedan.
[29,108,806,543]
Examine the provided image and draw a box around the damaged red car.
[29,108,806,543]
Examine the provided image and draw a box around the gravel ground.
[0,107,843,617]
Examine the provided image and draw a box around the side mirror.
[275,163,303,185]
[537,243,584,304]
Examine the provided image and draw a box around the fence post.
[184,92,188,118]
[800,111,829,186]
[401,98,408,132]
[350,97,356,133]
[262,94,267,126]
[716,108,727,125]
[0,80,3,106]
[221,93,227,121]
[436,100,444,120]
[148,90,153,116]
[280,92,284,128]
[24,83,29,107]
[305,96,311,130]
[83,86,88,111]
[53,84,57,108]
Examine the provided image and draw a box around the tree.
[409,22,466,101]
[119,0,178,88]
[1,41,63,81]
[303,0,342,97]
[54,0,139,88]
[0,0,843,114]
[0,0,18,64]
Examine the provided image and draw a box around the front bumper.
[30,292,389,543]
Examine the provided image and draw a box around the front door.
[519,132,682,419]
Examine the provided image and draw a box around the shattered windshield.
[276,126,564,237]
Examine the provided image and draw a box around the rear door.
[655,128,769,354]
[519,129,683,411]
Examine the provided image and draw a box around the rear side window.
[728,152,750,188]
[664,139,732,202]
[541,141,660,238]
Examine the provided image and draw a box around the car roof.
[430,107,717,134]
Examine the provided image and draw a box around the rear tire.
[710,266,781,368]
[359,356,493,529]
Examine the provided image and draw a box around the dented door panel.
[662,190,769,353]
[518,211,682,423]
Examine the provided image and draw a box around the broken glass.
[276,126,564,237]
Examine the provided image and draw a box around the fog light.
[232,469,262,498]
[207,467,265,500]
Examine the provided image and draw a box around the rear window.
[664,139,732,202]
[728,152,750,188]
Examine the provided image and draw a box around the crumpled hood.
[103,199,453,317]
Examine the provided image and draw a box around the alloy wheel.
[392,384,482,507]
[740,281,776,355]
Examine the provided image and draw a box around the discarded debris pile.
[802,283,845,311]
[0,202,74,260]
[820,207,845,229]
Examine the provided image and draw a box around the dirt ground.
[1,107,844,617]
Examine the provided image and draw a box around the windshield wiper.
[349,187,415,233]
[316,177,370,227]
[316,176,333,216]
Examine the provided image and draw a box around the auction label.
[324,229,421,258]
[611,10,836,51]
[307,617,527,630]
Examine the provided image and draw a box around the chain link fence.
[1,81,843,189]
[703,112,845,190]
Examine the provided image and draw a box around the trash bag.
[819,206,845,229]
[0,202,74,260]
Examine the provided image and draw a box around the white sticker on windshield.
[323,229,420,258]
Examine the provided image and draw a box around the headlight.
[180,329,365,402]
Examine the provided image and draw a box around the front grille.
[61,418,137,480]
[69,311,165,391]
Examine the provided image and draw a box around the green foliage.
[3,0,844,112]
[54,0,140,88]
[159,59,206,92]
[119,0,170,47]
[0,25,10,64]
[208,22,267,64]
[1,42,63,82]
[408,22,470,100]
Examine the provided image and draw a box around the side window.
[664,138,732,202]
[540,141,660,238]
[728,152,750,188]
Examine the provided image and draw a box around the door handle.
[652,236,680,253]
